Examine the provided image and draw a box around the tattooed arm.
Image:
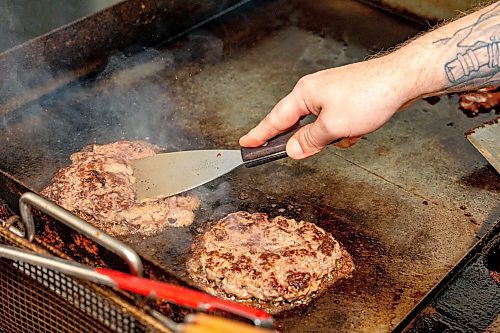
[409,1,500,94]
[240,2,500,159]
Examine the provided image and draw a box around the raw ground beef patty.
[187,211,354,306]
[41,141,200,236]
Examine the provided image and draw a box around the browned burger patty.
[187,212,354,306]
[41,141,200,236]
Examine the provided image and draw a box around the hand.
[239,53,416,159]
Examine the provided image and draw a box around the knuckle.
[276,99,291,117]
[316,117,339,140]
[302,126,323,151]
[316,117,333,134]
[263,113,273,124]
[295,75,314,91]
[249,125,270,142]
[266,111,284,130]
[271,97,302,130]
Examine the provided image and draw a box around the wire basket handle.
[19,192,144,277]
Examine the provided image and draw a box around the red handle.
[95,268,272,326]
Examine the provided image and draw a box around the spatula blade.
[130,150,243,201]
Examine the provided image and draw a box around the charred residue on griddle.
[396,221,500,332]
[434,260,499,332]
[460,165,500,193]
[423,96,441,105]
[484,238,499,283]
[404,307,451,332]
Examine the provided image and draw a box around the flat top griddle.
[0,0,498,332]
[395,220,499,333]
[0,0,122,53]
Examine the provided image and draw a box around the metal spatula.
[131,127,302,201]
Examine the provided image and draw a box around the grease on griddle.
[460,165,500,193]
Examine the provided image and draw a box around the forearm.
[393,1,500,101]
[240,2,500,156]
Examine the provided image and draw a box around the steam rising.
[0,4,237,272]
[193,181,237,222]
[0,28,225,195]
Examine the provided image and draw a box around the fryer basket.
[0,199,169,333]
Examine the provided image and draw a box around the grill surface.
[0,0,498,332]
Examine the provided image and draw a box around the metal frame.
[2,193,276,331]
[0,245,115,286]
[0,204,171,333]
[19,192,144,276]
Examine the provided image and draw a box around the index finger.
[239,90,310,147]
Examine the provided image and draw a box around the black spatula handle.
[241,125,343,168]
[241,128,298,168]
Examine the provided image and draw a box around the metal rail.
[19,192,144,277]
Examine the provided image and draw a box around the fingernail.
[287,138,304,159]
[239,134,247,142]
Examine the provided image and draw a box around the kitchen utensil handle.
[19,192,144,276]
[241,128,297,167]
[95,267,274,327]
[185,314,275,333]
[241,126,342,167]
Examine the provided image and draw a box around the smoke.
[78,48,178,146]
[192,181,237,224]
[0,0,261,282]
[76,30,224,149]
[0,1,233,213]
[0,25,226,196]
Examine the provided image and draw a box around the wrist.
[387,41,446,102]
[370,50,423,110]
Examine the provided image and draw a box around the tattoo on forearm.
[433,2,500,89]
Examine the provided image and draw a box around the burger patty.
[187,212,354,305]
[41,141,200,236]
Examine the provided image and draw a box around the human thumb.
[285,121,335,159]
